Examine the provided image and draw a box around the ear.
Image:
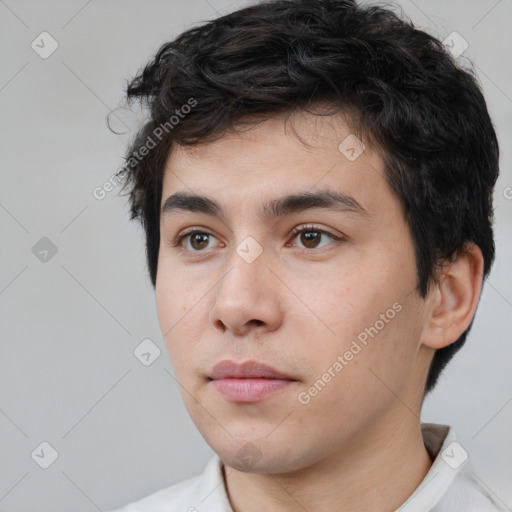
[421,243,484,350]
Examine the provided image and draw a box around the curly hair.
[114,0,500,395]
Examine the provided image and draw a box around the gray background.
[0,0,511,510]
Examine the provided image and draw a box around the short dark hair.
[114,0,500,395]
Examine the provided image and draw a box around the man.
[109,0,503,510]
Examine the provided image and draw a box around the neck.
[223,411,433,512]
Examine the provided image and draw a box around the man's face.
[156,112,432,473]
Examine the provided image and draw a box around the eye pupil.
[191,233,209,250]
[301,231,320,248]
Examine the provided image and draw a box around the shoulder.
[432,468,507,512]
[400,424,506,512]
[107,454,233,512]
[107,474,200,512]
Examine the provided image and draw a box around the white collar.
[191,423,475,511]
[398,423,465,510]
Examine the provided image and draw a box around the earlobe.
[421,243,484,350]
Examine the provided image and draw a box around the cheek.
[293,307,419,438]
[156,258,201,333]
[298,273,418,386]
[156,274,204,371]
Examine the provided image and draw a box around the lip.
[209,360,298,403]
[210,360,295,380]
[211,378,294,403]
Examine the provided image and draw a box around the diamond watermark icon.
[236,236,263,264]
[443,31,468,59]
[441,441,468,469]
[236,442,262,469]
[338,134,365,161]
[31,32,59,59]
[134,338,161,366]
[32,237,58,263]
[31,441,59,469]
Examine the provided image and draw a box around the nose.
[208,244,283,336]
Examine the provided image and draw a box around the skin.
[155,110,484,512]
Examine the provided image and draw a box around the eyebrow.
[161,189,371,221]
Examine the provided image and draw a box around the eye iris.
[301,230,320,248]
[190,233,209,250]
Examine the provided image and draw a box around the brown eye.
[290,225,340,250]
[189,233,210,251]
[174,230,218,251]
[300,230,322,249]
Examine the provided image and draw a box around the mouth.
[208,359,299,403]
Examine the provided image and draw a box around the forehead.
[161,112,394,222]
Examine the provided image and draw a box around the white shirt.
[108,423,506,512]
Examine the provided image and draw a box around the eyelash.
[171,224,343,252]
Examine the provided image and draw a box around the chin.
[216,440,314,475]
